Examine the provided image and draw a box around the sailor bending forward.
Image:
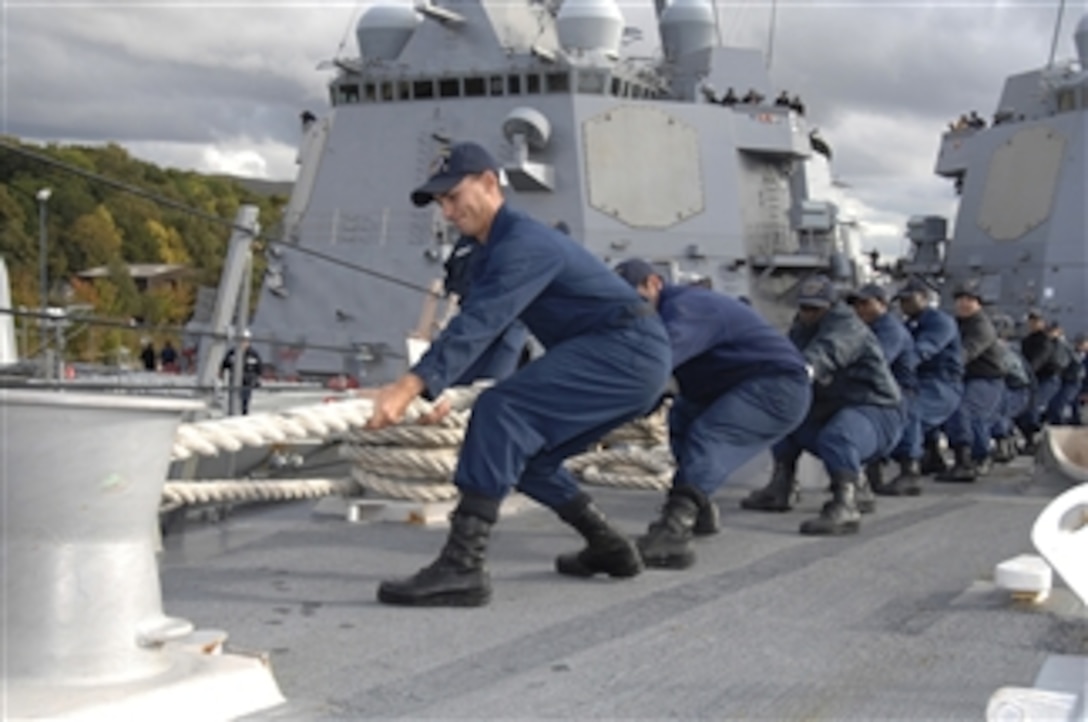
[615,259,810,568]
[366,142,671,607]
[741,276,904,536]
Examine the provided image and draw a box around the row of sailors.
[434,226,1079,586]
[739,275,1087,536]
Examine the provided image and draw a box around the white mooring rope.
[166,382,674,509]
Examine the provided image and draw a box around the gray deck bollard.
[1,388,284,719]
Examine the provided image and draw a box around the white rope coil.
[161,478,358,508]
[170,398,376,461]
[566,447,673,491]
[168,379,675,507]
[349,469,460,502]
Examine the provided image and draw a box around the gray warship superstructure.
[907,13,1088,336]
[250,0,861,382]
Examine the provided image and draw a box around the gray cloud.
[3,0,1084,257]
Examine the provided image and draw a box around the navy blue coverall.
[657,284,811,497]
[992,341,1032,440]
[412,205,672,509]
[773,303,904,476]
[443,234,529,383]
[944,311,1005,461]
[893,307,963,460]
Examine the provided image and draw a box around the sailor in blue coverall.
[937,280,1005,482]
[893,277,964,476]
[614,259,811,569]
[846,283,919,498]
[366,142,672,607]
[442,234,529,383]
[989,317,1033,464]
[742,276,904,536]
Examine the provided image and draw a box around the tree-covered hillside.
[0,137,288,364]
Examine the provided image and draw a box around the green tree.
[70,205,124,269]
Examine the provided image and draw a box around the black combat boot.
[376,493,499,607]
[555,493,643,578]
[855,465,877,514]
[937,445,977,483]
[875,458,922,496]
[740,461,799,512]
[864,460,886,494]
[693,495,720,536]
[799,472,861,536]
[919,437,949,475]
[991,436,1015,463]
[636,486,702,569]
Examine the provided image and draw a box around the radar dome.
[556,0,625,55]
[1076,13,1088,68]
[660,0,716,61]
[356,4,421,61]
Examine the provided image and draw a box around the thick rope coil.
[161,478,358,510]
[349,469,460,502]
[171,398,376,461]
[340,446,459,478]
[338,390,483,501]
[565,447,674,490]
[598,405,669,447]
[344,425,466,448]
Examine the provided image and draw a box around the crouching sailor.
[366,142,672,607]
[615,259,810,569]
[741,275,904,535]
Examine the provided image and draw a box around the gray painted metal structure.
[250,0,861,382]
[918,13,1088,336]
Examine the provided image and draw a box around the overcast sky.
[2,0,1085,258]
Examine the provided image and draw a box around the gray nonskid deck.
[159,457,1084,720]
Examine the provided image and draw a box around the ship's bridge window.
[338,84,360,104]
[380,82,394,101]
[439,78,460,98]
[1057,89,1076,112]
[527,74,541,94]
[610,77,621,96]
[363,83,377,102]
[465,77,487,97]
[489,75,504,95]
[398,81,411,100]
[577,71,605,94]
[414,80,435,99]
[508,75,522,94]
[546,72,570,93]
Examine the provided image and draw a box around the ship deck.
[159,455,1085,720]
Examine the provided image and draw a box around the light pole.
[36,187,52,374]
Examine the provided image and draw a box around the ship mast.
[765,0,778,69]
[1046,0,1066,68]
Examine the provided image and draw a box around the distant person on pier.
[614,258,810,569]
[367,141,671,607]
[220,330,263,415]
[159,340,178,373]
[140,338,157,371]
